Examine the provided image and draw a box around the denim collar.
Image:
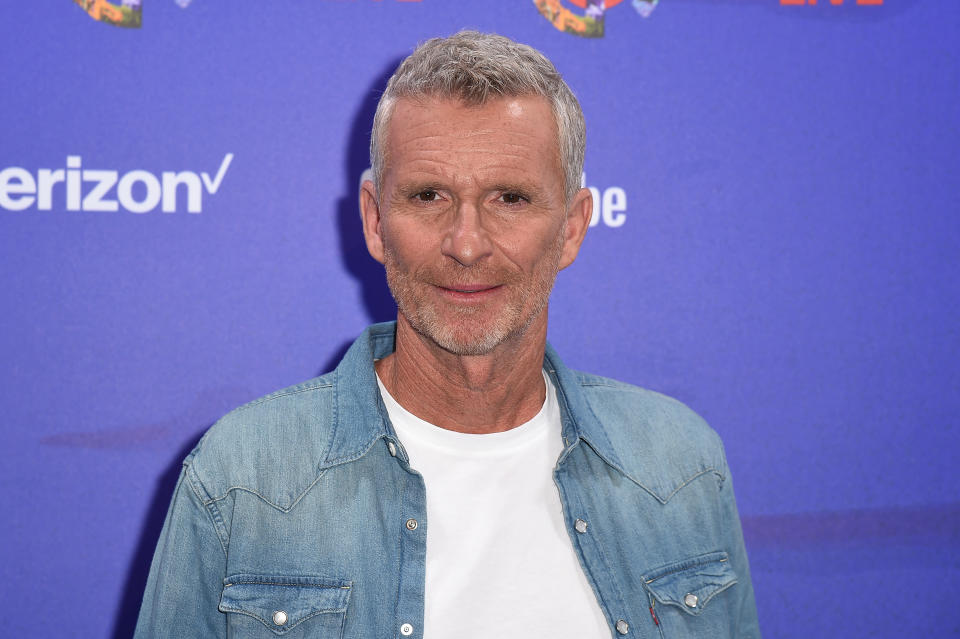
[320,322,626,473]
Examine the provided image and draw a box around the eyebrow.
[390,179,551,202]
[392,181,444,196]
[491,183,547,201]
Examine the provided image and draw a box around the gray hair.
[369,30,586,203]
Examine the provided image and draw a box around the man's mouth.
[436,284,502,298]
[443,285,496,293]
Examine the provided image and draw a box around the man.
[135,31,760,638]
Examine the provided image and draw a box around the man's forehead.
[381,96,562,185]
[383,95,558,155]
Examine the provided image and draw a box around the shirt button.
[684,593,699,608]
[574,518,588,533]
[405,518,419,531]
[615,619,629,634]
[387,441,397,457]
[272,610,288,626]
[400,622,414,635]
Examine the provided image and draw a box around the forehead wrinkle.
[388,117,557,156]
[395,132,550,152]
[391,150,561,192]
[395,137,556,164]
[393,141,552,170]
[383,96,563,192]
[397,157,550,184]
[394,112,553,139]
[402,149,542,164]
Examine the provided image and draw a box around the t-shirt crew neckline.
[375,371,554,457]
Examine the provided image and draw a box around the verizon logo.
[0,153,233,213]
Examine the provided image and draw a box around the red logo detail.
[781,0,883,5]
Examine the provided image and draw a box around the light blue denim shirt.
[135,322,760,638]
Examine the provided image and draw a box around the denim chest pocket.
[219,574,351,638]
[643,551,738,637]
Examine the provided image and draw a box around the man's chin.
[394,291,545,357]
[416,323,507,357]
[397,308,507,356]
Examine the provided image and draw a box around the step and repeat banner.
[2,1,957,637]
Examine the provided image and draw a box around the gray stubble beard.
[382,229,564,357]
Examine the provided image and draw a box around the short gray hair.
[370,30,586,203]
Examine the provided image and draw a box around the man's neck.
[375,317,548,434]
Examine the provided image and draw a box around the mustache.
[412,264,521,289]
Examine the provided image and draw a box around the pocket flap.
[219,574,351,633]
[644,551,737,617]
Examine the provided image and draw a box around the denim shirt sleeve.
[133,462,227,638]
[718,443,762,638]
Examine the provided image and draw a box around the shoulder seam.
[226,381,334,418]
[185,462,229,557]
[578,377,710,424]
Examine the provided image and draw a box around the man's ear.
[558,187,593,270]
[359,179,386,265]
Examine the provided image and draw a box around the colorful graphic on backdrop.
[533,0,658,38]
[73,0,142,28]
[72,0,429,27]
[781,0,882,5]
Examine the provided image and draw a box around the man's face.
[360,95,591,356]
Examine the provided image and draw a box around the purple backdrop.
[1,1,958,637]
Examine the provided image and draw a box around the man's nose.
[440,201,493,267]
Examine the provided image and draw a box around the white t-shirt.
[377,372,610,638]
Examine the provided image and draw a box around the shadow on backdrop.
[321,57,402,375]
[336,58,401,328]
[111,61,401,638]
[111,431,205,639]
